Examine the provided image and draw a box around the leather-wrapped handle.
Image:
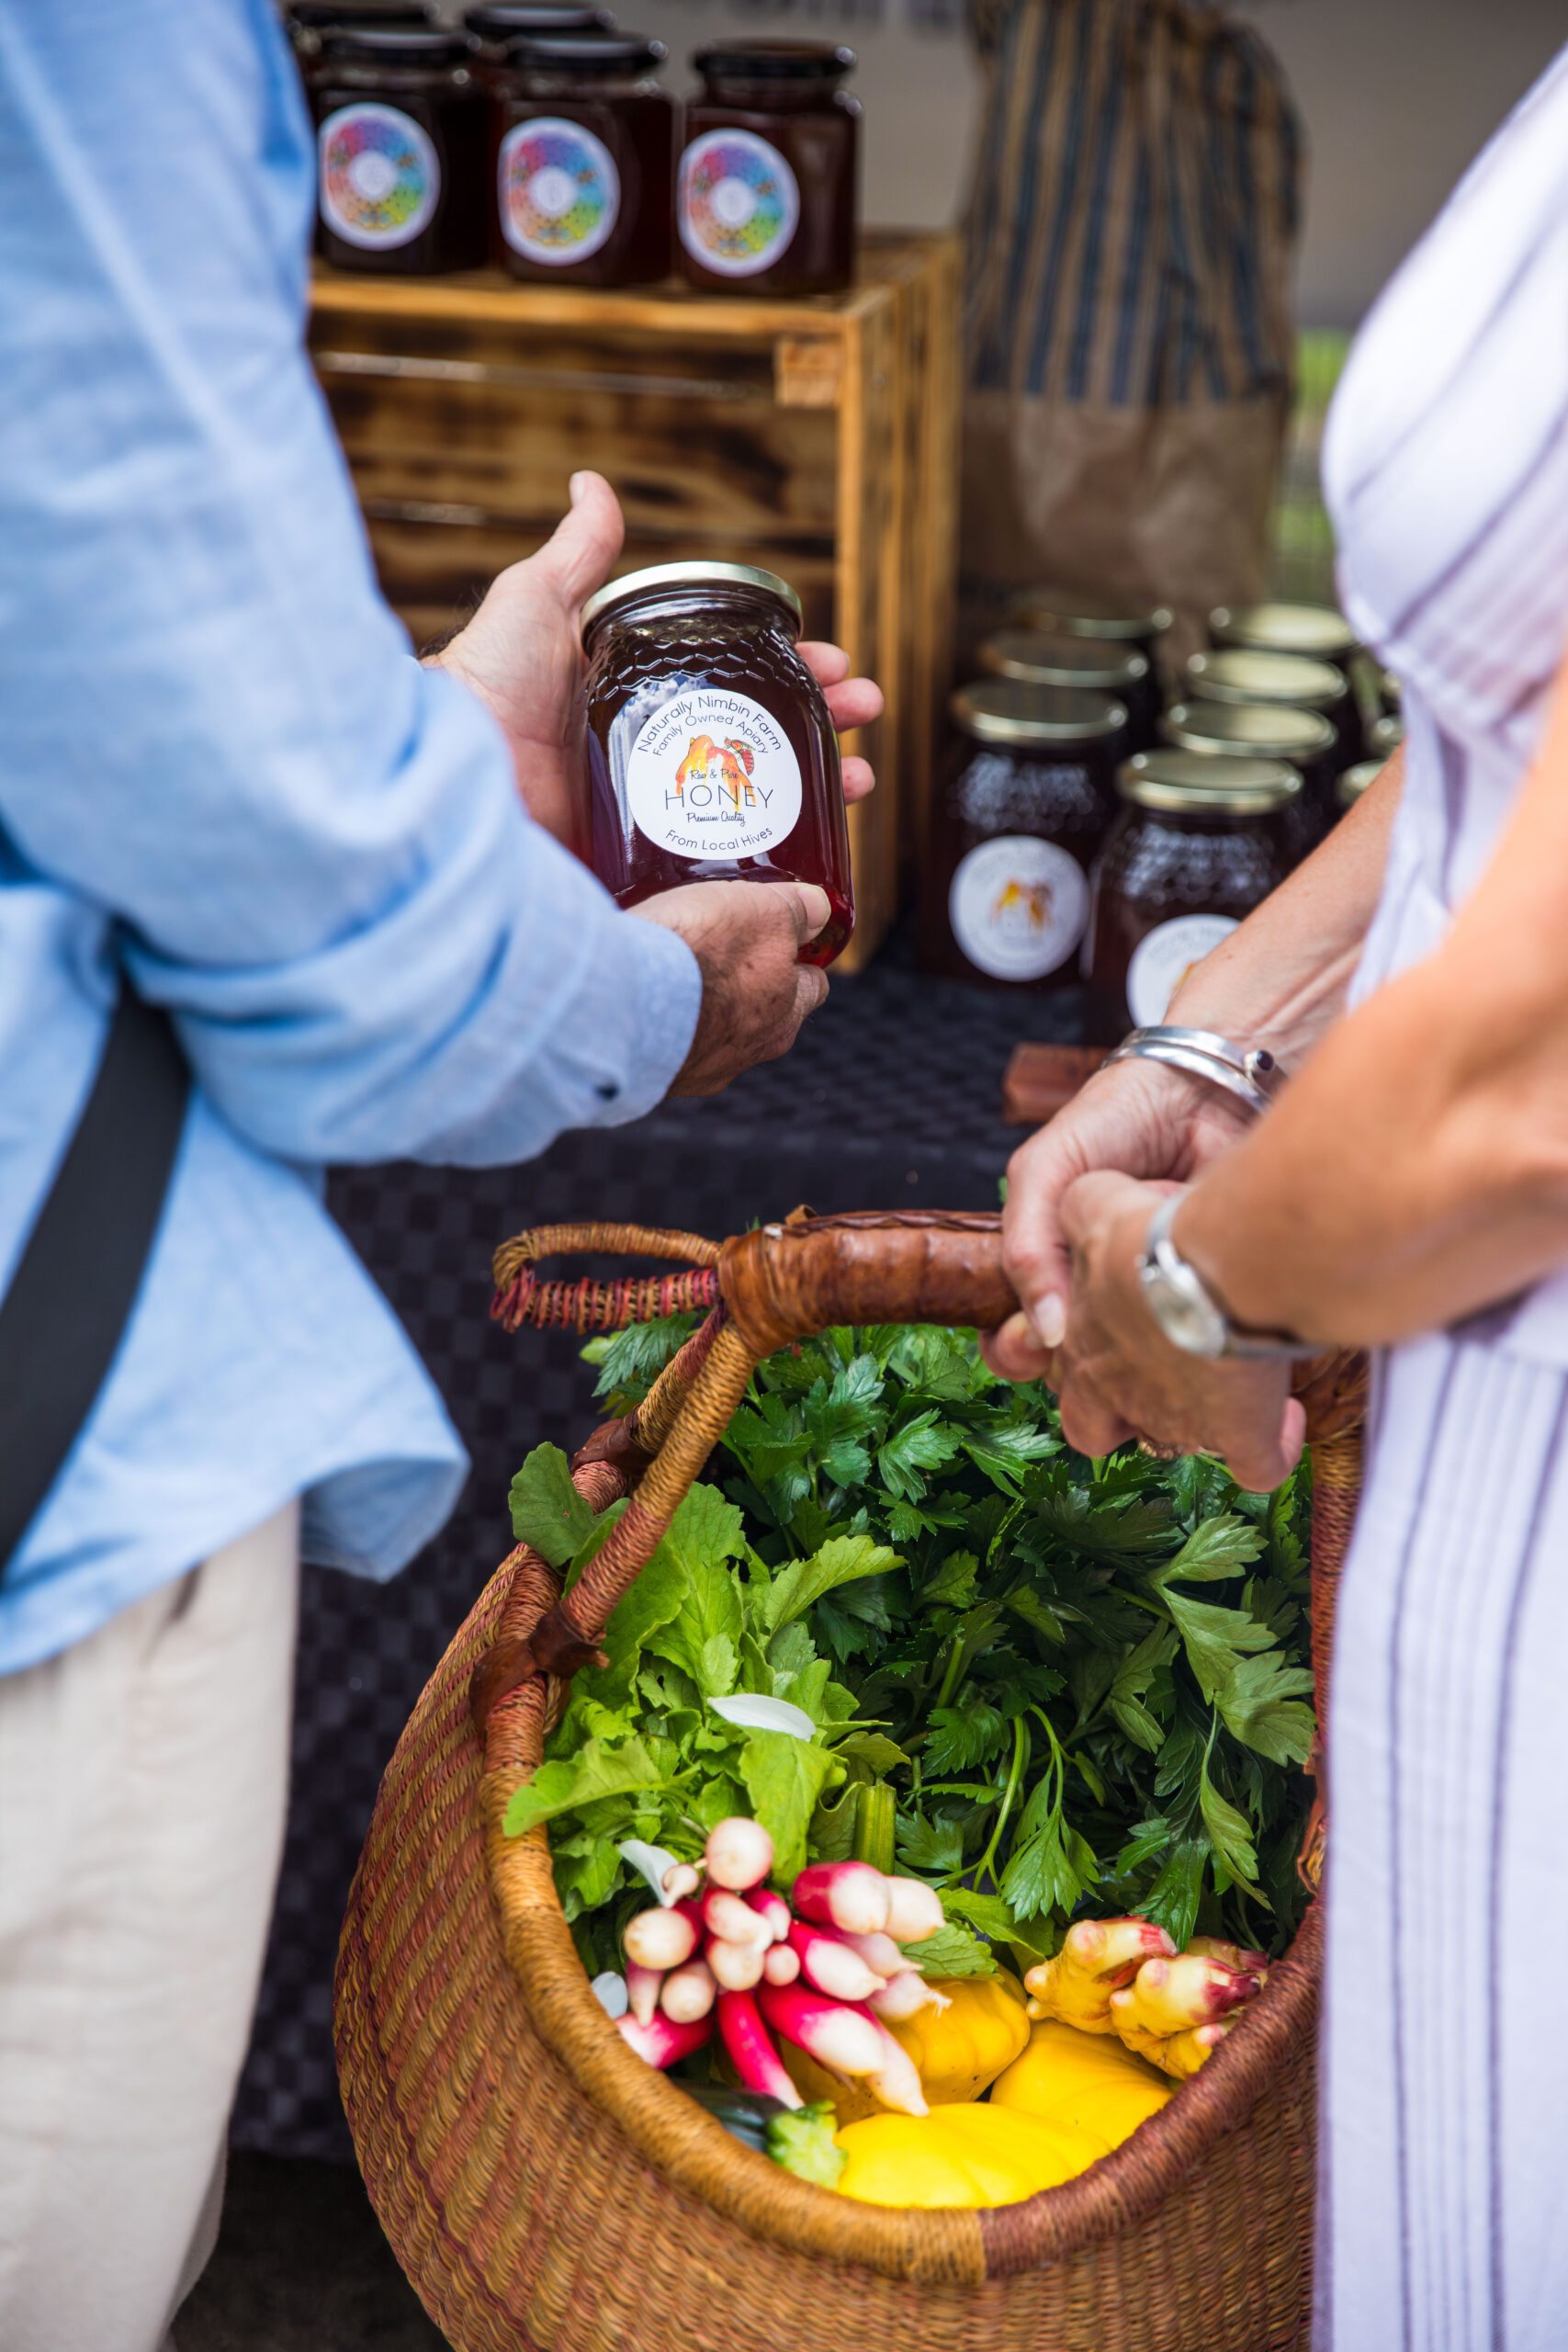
[717,1210,1016,1353]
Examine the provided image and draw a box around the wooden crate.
[307,232,961,968]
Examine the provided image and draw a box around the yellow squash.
[835,2101,1111,2209]
[991,2017,1172,2148]
[886,1973,1032,2104]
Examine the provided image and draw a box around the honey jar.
[1009,588,1173,667]
[678,42,858,295]
[310,27,488,274]
[919,681,1126,990]
[492,33,674,283]
[977,629,1157,752]
[581,563,853,966]
[1160,697,1337,850]
[1085,751,1301,1041]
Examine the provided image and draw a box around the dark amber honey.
[491,34,674,283]
[310,28,489,275]
[1086,752,1300,1042]
[582,564,853,966]
[678,43,858,296]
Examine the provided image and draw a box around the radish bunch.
[613,1823,946,2116]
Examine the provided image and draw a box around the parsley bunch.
[513,1314,1315,1979]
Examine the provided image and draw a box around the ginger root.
[1023,1918,1177,2033]
[1108,1951,1264,2079]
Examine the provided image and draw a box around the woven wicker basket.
[335,1212,1364,2352]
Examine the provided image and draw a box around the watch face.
[1139,1256,1227,1358]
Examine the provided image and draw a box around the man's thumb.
[538,469,625,607]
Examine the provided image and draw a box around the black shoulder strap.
[0,988,190,1577]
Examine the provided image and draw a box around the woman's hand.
[1044,1170,1305,1494]
[984,1059,1254,1384]
[428,471,881,842]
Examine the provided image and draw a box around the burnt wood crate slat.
[308,233,960,970]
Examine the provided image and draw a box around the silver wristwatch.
[1102,1025,1282,1118]
[1137,1193,1319,1361]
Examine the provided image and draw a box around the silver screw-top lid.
[1010,586,1173,641]
[1117,749,1303,815]
[978,629,1149,694]
[1182,646,1348,711]
[1162,699,1337,763]
[950,678,1128,746]
[1208,602,1358,661]
[581,560,802,633]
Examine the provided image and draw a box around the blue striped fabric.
[964,0,1299,409]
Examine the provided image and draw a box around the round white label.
[948,837,1089,981]
[498,118,620,264]
[678,130,800,277]
[626,689,802,859]
[1126,913,1238,1024]
[318,104,440,250]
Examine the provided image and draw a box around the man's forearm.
[1163,750,1404,1066]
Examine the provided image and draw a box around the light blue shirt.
[0,0,701,1674]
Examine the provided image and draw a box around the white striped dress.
[1317,42,1568,2352]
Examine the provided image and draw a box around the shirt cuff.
[533,892,702,1130]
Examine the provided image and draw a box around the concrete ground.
[174,2154,448,2351]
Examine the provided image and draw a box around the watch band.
[1103,1025,1282,1119]
[1137,1193,1319,1362]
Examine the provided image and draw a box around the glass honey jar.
[581,562,853,967]
[919,680,1126,990]
[678,42,858,295]
[310,27,489,274]
[978,628,1157,752]
[1160,696,1337,851]
[1085,751,1301,1042]
[491,32,674,283]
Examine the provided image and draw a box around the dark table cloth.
[231,951,1075,2160]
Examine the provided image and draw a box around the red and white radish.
[660,1958,716,2025]
[859,2015,929,2117]
[701,1887,772,1948]
[616,2010,712,2069]
[626,1960,663,2028]
[707,1937,767,1992]
[661,1861,701,1903]
[762,1941,801,1986]
[865,1969,950,2021]
[749,1887,792,1943]
[757,1981,886,2078]
[716,1989,803,2109]
[882,1875,945,1944]
[831,1926,904,1979]
[705,1816,774,1891]
[791,1861,891,1938]
[623,1903,698,1973]
[786,1918,884,2004]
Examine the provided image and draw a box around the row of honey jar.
[920,594,1404,1039]
[286,2,858,294]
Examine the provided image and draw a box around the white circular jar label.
[626,689,803,858]
[678,129,799,277]
[499,118,620,264]
[1126,912,1238,1024]
[318,103,440,250]
[948,837,1089,981]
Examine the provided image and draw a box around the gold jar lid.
[1162,698,1337,763]
[581,560,802,633]
[1118,750,1303,815]
[1182,646,1347,711]
[950,678,1127,745]
[1208,602,1358,661]
[978,628,1148,694]
[1369,711,1405,757]
[1337,758,1388,809]
[1009,586,1173,641]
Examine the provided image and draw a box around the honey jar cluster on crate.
[288,0,859,295]
[919,594,1404,1039]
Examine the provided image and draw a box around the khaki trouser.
[0,1504,300,2352]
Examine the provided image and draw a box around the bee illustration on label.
[991,876,1053,932]
[671,733,758,809]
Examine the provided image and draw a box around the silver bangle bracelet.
[1101,1025,1283,1120]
